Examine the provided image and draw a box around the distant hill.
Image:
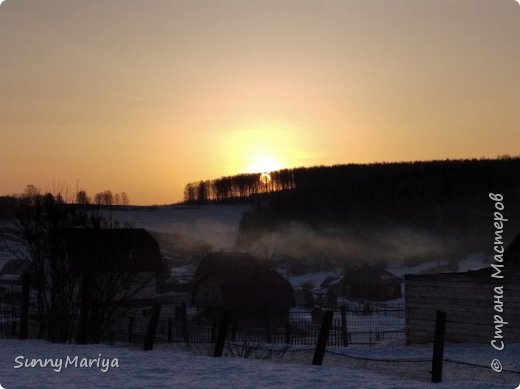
[264,158,520,228]
[185,157,520,265]
[184,158,520,223]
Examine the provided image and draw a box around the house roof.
[466,231,520,276]
[342,265,402,284]
[61,229,165,274]
[195,252,264,280]
[405,232,520,281]
[193,252,294,310]
[320,275,341,288]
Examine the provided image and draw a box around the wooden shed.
[192,252,294,315]
[405,234,520,344]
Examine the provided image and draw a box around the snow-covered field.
[1,206,519,387]
[0,339,518,388]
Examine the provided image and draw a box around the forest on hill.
[184,158,520,223]
[185,157,520,265]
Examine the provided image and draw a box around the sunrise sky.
[1,0,519,204]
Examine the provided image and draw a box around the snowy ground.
[2,207,517,387]
[0,339,518,388]
[287,271,341,289]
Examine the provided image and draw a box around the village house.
[329,264,402,302]
[192,252,294,320]
[58,228,172,343]
[61,228,169,310]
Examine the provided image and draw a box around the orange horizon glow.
[1,1,519,204]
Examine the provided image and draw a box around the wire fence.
[0,311,17,338]
[102,303,405,347]
[0,303,405,346]
[2,303,520,377]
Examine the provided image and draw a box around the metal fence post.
[167,317,173,343]
[213,310,231,357]
[128,316,134,343]
[285,317,291,345]
[340,304,348,347]
[432,310,447,383]
[19,273,30,340]
[143,304,161,351]
[265,312,272,343]
[312,310,334,366]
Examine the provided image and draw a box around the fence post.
[38,318,45,339]
[143,303,161,351]
[264,312,272,343]
[181,303,190,343]
[167,317,173,343]
[213,310,231,357]
[11,319,17,337]
[312,310,334,366]
[175,303,189,343]
[76,274,91,344]
[340,304,348,347]
[211,315,217,342]
[231,313,238,342]
[128,316,134,343]
[285,316,291,345]
[431,310,447,383]
[19,273,30,340]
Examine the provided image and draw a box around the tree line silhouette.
[227,157,520,264]
[0,186,130,215]
[184,157,520,235]
[183,170,296,203]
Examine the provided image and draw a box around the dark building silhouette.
[0,259,34,311]
[405,232,520,344]
[61,228,165,274]
[330,265,402,302]
[192,252,294,315]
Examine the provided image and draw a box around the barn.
[192,252,294,317]
[405,233,520,344]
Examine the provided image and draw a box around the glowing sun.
[259,172,271,184]
[248,155,282,174]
